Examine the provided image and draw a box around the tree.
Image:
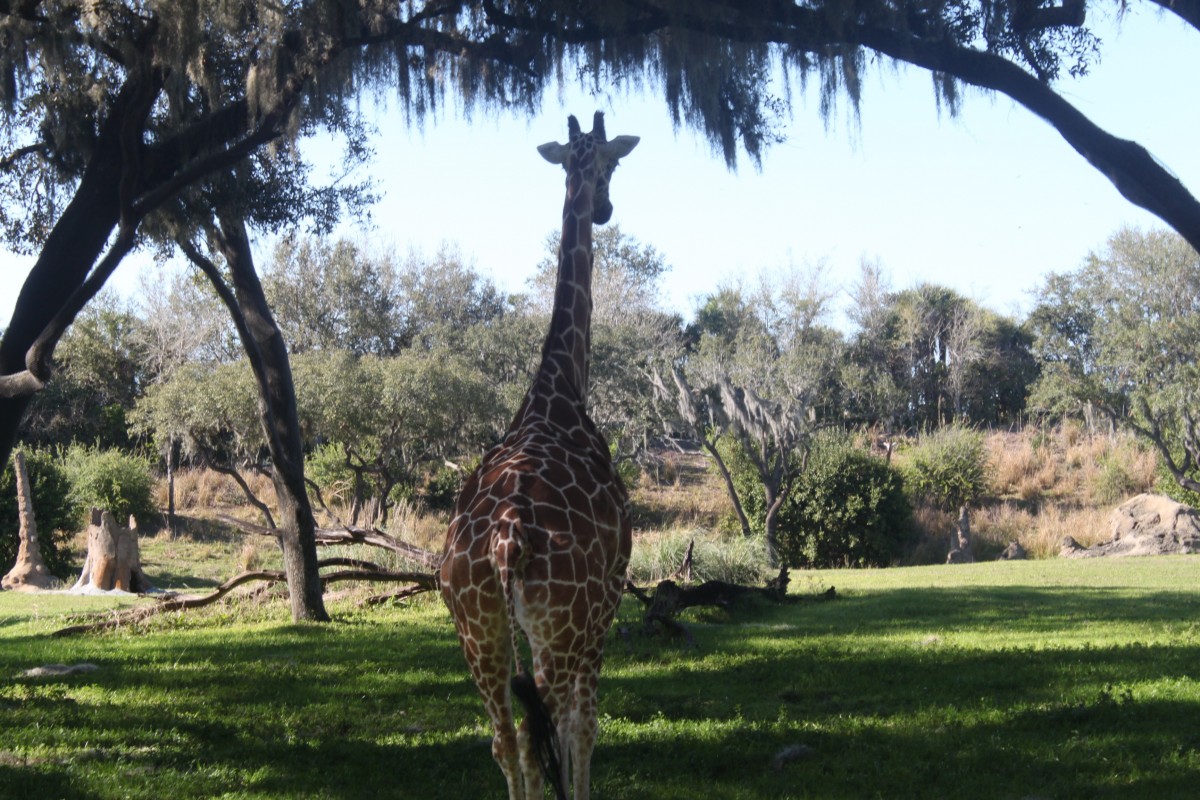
[180,206,330,621]
[1028,226,1200,494]
[396,245,511,352]
[0,0,539,470]
[662,271,844,564]
[263,235,401,356]
[295,348,502,526]
[20,292,143,449]
[845,280,1035,429]
[6,1,1200,470]
[530,225,683,461]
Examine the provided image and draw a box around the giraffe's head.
[537,111,639,225]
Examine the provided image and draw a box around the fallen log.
[53,569,285,636]
[625,567,835,639]
[53,564,438,637]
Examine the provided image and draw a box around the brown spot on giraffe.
[440,111,638,800]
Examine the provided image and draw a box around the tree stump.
[2,451,58,591]
[946,505,975,564]
[71,509,154,593]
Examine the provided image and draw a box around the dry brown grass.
[906,424,1162,563]
[149,425,1164,579]
[157,468,276,512]
[629,451,731,530]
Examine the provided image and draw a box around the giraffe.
[439,111,639,800]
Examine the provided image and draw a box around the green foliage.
[61,446,158,527]
[1155,462,1200,509]
[627,529,769,585]
[902,425,988,511]
[1028,228,1200,489]
[305,443,355,508]
[716,432,912,568]
[609,440,642,488]
[422,463,466,512]
[0,450,79,577]
[777,433,913,568]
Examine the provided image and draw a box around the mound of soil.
[1061,494,1200,558]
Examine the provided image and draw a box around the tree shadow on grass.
[3,584,1199,798]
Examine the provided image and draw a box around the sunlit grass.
[4,557,1199,798]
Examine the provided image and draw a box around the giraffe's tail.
[510,670,567,800]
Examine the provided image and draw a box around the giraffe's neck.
[535,163,595,405]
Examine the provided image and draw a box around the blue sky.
[2,6,1197,329]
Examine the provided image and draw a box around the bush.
[422,463,466,512]
[902,425,988,511]
[306,443,355,508]
[62,445,158,527]
[628,528,770,585]
[778,432,914,568]
[1093,453,1137,504]
[715,432,913,568]
[0,449,80,578]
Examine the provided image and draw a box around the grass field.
[2,556,1199,799]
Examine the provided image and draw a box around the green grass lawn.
[2,557,1199,799]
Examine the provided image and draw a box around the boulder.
[998,541,1027,560]
[1060,494,1200,558]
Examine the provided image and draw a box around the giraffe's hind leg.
[451,613,529,800]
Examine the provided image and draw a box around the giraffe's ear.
[601,135,640,160]
[537,141,569,165]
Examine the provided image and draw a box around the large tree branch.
[840,26,1200,253]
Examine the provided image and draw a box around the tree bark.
[187,212,328,623]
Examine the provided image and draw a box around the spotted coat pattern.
[439,112,637,800]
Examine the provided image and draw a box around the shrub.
[777,432,914,568]
[628,528,770,585]
[714,432,913,568]
[422,463,466,512]
[902,425,988,511]
[0,449,80,577]
[62,445,158,527]
[305,443,355,508]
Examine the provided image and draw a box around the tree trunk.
[0,72,162,470]
[2,451,57,591]
[701,436,753,539]
[71,509,154,593]
[946,505,975,564]
[209,212,328,623]
[166,438,179,535]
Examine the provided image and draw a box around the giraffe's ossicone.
[440,111,638,800]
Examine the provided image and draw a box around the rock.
[21,663,100,678]
[1060,494,1200,558]
[770,743,815,771]
[998,541,1027,560]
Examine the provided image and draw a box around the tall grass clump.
[62,445,158,526]
[628,529,769,585]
